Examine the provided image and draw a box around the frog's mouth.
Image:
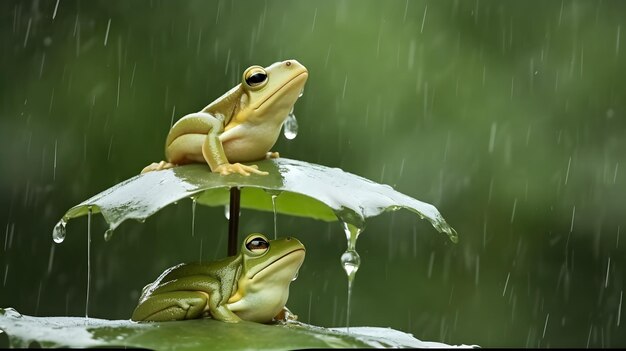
[253,70,308,111]
[248,248,306,280]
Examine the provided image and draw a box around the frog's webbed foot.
[273,306,298,322]
[141,160,176,174]
[266,151,280,159]
[214,163,268,176]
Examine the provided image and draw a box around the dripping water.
[104,228,114,241]
[340,222,363,333]
[271,194,278,239]
[191,196,197,237]
[52,218,67,243]
[283,109,298,140]
[264,189,281,239]
[85,207,92,320]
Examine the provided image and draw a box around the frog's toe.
[266,151,280,159]
[141,161,176,174]
[216,163,268,176]
[240,164,268,176]
[273,306,298,322]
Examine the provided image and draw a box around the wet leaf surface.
[0,308,476,349]
[58,158,457,243]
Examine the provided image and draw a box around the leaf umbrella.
[52,158,457,254]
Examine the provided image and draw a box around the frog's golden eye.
[245,236,269,253]
[243,66,268,89]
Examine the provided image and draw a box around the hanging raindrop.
[224,204,230,220]
[52,218,67,243]
[103,228,114,242]
[341,249,361,279]
[340,221,363,332]
[283,112,298,140]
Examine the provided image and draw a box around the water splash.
[341,221,363,333]
[191,196,197,237]
[2,307,22,318]
[52,218,67,243]
[283,112,298,140]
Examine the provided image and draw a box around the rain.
[1,0,625,348]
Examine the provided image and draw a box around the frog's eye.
[245,236,269,253]
[243,66,268,89]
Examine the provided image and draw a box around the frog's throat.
[248,248,305,279]
[253,71,308,111]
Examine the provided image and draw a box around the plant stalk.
[228,187,240,256]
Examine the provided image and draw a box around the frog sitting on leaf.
[142,60,308,176]
[132,234,305,323]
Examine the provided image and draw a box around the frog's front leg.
[204,130,268,176]
[131,291,209,321]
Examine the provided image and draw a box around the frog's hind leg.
[141,160,177,174]
[131,291,209,321]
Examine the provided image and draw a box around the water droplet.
[224,205,230,220]
[298,88,304,98]
[341,249,361,279]
[340,221,363,332]
[103,228,114,242]
[52,218,67,243]
[283,113,298,140]
[292,269,299,281]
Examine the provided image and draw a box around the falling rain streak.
[104,19,111,46]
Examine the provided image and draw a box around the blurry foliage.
[0,0,625,347]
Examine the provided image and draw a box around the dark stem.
[227,187,241,256]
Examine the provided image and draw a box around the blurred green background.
[1,0,625,347]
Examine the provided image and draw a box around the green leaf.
[58,158,457,242]
[0,308,475,349]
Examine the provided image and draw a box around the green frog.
[131,234,305,323]
[142,60,308,176]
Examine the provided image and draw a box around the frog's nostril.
[285,61,292,67]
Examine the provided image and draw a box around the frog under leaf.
[131,234,305,323]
